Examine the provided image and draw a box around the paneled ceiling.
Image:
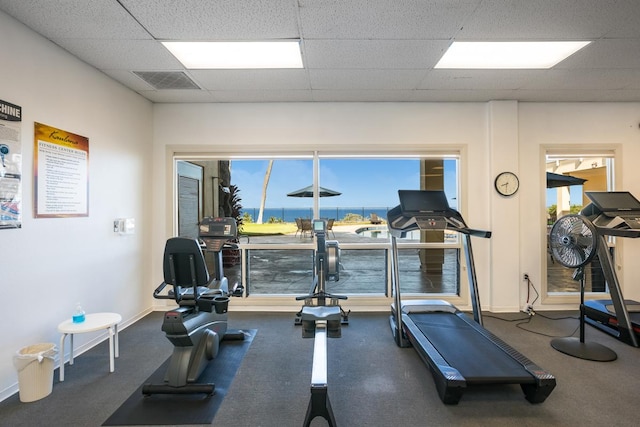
[2,0,640,103]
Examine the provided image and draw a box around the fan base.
[551,337,617,361]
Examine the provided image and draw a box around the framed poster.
[34,122,89,218]
[0,99,22,229]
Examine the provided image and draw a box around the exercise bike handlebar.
[153,281,173,299]
[295,293,348,301]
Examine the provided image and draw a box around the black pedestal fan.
[548,214,617,361]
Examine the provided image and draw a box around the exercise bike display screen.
[201,224,232,236]
[199,217,236,238]
[313,219,326,232]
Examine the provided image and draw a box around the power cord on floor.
[485,312,580,338]
[484,275,580,338]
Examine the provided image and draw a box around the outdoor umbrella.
[546,172,587,188]
[287,185,341,198]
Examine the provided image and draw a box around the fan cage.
[549,214,597,269]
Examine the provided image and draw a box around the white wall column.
[488,101,521,311]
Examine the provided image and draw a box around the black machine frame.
[296,219,348,427]
[142,217,244,396]
[580,191,640,347]
[388,190,556,404]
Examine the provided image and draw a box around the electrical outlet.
[523,273,529,281]
[521,305,534,316]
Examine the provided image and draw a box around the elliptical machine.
[142,217,243,396]
[296,219,348,427]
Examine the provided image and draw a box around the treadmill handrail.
[462,228,492,239]
[594,226,640,238]
[387,204,491,238]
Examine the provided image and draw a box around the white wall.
[519,103,640,304]
[0,11,153,400]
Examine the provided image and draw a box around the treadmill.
[388,190,556,405]
[579,191,640,347]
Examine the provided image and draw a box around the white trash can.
[13,343,57,402]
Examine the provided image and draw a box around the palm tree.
[256,160,273,224]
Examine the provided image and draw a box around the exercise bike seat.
[301,305,342,322]
[301,306,342,339]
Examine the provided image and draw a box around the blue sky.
[232,159,582,209]
[232,159,458,209]
[546,187,584,207]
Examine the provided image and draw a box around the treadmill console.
[583,191,640,235]
[415,216,448,230]
[388,190,490,239]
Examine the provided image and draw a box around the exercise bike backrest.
[155,237,210,305]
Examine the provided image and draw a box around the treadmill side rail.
[520,371,557,404]
[401,313,466,405]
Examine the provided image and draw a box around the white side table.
[57,312,122,381]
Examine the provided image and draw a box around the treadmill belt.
[604,303,640,314]
[411,312,532,383]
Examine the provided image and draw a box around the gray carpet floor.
[1,309,637,426]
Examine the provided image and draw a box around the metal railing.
[229,241,462,297]
[241,207,393,223]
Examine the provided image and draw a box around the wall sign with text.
[34,122,89,218]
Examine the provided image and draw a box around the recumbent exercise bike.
[142,217,244,396]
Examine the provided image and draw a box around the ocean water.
[241,207,391,223]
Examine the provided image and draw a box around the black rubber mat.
[103,329,256,426]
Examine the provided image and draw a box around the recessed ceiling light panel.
[162,41,303,69]
[435,41,591,69]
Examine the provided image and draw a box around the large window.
[234,158,313,226]
[175,153,460,298]
[545,152,615,295]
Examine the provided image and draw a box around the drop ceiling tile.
[418,70,536,90]
[309,69,427,90]
[589,89,640,100]
[137,89,217,103]
[209,90,314,102]
[298,0,479,39]
[311,90,415,102]
[520,69,637,90]
[557,39,640,69]
[189,69,310,91]
[410,89,519,102]
[0,0,150,39]
[54,39,183,70]
[304,39,449,69]
[509,89,640,102]
[120,0,299,39]
[459,0,640,39]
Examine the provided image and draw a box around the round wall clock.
[494,171,519,196]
